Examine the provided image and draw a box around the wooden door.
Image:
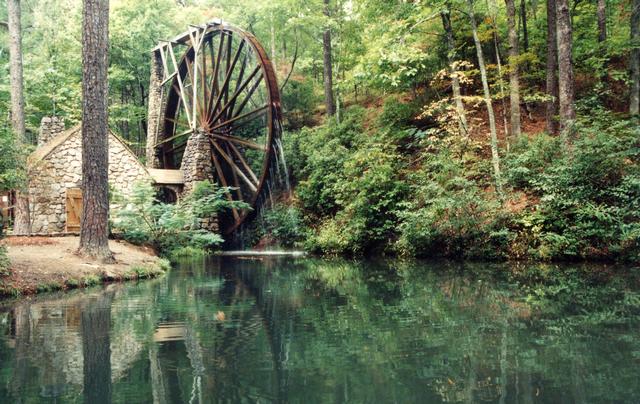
[65,188,82,232]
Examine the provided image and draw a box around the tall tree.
[467,0,504,198]
[7,0,25,138]
[546,0,560,133]
[556,0,576,133]
[7,0,30,235]
[597,0,607,43]
[520,0,529,52]
[631,0,640,115]
[506,0,522,138]
[322,0,336,116]
[441,5,468,135]
[79,0,113,262]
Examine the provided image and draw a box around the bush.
[0,245,10,278]
[505,111,640,261]
[377,96,421,129]
[262,204,307,248]
[112,181,248,254]
[396,147,510,259]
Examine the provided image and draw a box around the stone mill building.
[27,117,152,234]
[25,117,213,234]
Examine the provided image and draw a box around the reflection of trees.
[0,258,639,403]
[82,292,114,404]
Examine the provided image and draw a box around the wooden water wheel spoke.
[227,141,260,184]
[210,148,240,221]
[155,128,194,147]
[208,39,246,127]
[157,21,281,234]
[168,44,193,129]
[233,73,264,118]
[211,140,258,192]
[210,105,268,132]
[209,64,261,126]
[208,133,266,151]
[224,142,246,202]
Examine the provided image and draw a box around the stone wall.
[38,116,65,146]
[28,127,151,233]
[180,132,218,232]
[180,132,215,194]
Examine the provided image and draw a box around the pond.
[0,257,638,403]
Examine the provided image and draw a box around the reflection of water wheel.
[151,20,281,234]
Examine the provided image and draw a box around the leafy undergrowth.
[272,102,640,262]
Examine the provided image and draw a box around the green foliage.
[396,145,510,259]
[505,112,640,261]
[281,78,319,129]
[0,128,28,192]
[287,108,407,255]
[376,96,421,129]
[261,204,307,248]
[0,245,10,278]
[112,181,248,254]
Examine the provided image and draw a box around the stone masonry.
[38,116,65,146]
[180,132,219,232]
[28,124,151,233]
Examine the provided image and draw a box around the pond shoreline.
[0,236,170,298]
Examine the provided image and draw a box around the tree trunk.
[441,7,469,135]
[7,0,30,235]
[546,0,560,133]
[322,0,336,116]
[597,0,607,43]
[79,0,113,262]
[467,0,504,198]
[631,0,640,115]
[506,0,522,139]
[556,0,576,134]
[7,0,25,139]
[270,12,277,74]
[520,0,529,52]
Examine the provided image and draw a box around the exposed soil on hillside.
[0,236,165,297]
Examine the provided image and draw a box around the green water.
[0,257,639,403]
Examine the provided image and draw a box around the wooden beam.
[208,132,266,151]
[209,104,268,132]
[210,148,240,221]
[168,44,194,129]
[211,140,258,192]
[228,141,260,184]
[209,64,261,126]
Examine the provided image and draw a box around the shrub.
[377,96,421,129]
[0,245,10,277]
[505,111,640,261]
[262,204,307,248]
[396,148,510,259]
[112,181,248,254]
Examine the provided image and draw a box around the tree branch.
[280,29,299,93]
[0,21,8,29]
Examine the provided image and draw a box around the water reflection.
[0,257,638,403]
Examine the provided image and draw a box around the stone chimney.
[38,116,65,146]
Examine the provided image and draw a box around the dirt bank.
[0,236,169,297]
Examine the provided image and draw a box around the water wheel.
[150,20,282,235]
